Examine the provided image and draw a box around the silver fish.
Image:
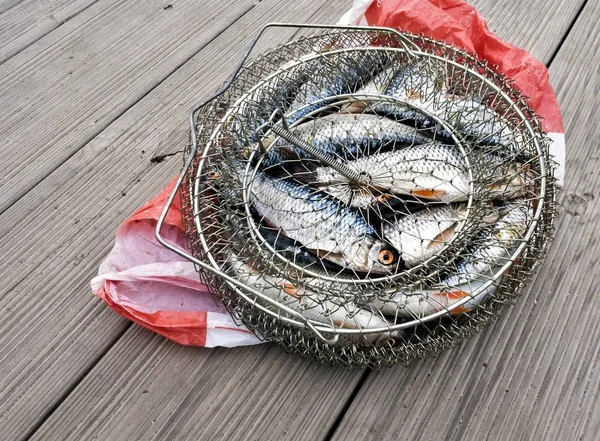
[249,171,400,274]
[286,50,388,124]
[226,252,398,347]
[346,64,517,147]
[383,204,469,267]
[371,201,530,317]
[306,142,472,203]
[256,113,432,169]
[301,145,532,204]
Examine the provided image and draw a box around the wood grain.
[0,0,590,440]
[0,0,585,220]
[0,0,99,64]
[0,0,24,14]
[330,2,600,440]
[29,326,364,441]
[0,1,359,440]
[469,0,584,63]
[0,0,256,214]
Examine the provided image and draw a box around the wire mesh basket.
[156,23,556,368]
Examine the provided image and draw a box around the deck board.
[28,327,365,441]
[329,1,599,440]
[0,0,256,214]
[0,0,585,217]
[0,0,99,63]
[0,1,359,440]
[0,0,593,440]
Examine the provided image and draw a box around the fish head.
[366,239,402,275]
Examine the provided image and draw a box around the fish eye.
[378,249,395,265]
[377,193,392,203]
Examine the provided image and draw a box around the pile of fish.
[214,50,535,347]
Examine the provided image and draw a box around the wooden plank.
[469,0,584,63]
[0,0,99,64]
[0,0,586,439]
[30,326,364,441]
[0,0,24,14]
[0,0,584,221]
[0,0,256,214]
[329,2,600,441]
[0,1,359,440]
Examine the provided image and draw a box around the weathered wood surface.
[0,0,256,214]
[29,327,365,441]
[0,0,593,440]
[0,0,585,217]
[330,2,599,440]
[0,0,98,63]
[0,1,361,440]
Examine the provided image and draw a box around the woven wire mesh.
[178,28,556,368]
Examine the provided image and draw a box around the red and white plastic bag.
[92,0,564,348]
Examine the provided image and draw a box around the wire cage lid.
[156,23,556,367]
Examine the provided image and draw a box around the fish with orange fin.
[369,200,531,318]
[225,252,399,347]
[249,170,402,274]
[383,204,481,268]
[294,142,472,203]
[291,143,533,204]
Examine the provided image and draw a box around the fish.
[382,203,503,268]
[249,171,401,274]
[369,200,530,318]
[293,144,533,204]
[286,50,388,124]
[484,160,534,200]
[345,64,517,147]
[296,142,472,203]
[344,64,451,136]
[230,57,320,143]
[225,252,399,347]
[254,113,432,170]
[383,204,469,268]
[257,226,345,275]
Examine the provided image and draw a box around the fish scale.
[310,142,472,203]
[258,113,432,170]
[383,204,469,267]
[249,171,400,274]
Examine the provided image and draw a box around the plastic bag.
[93,0,564,347]
[91,180,262,347]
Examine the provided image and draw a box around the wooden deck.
[0,0,597,439]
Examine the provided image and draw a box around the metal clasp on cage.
[256,108,372,186]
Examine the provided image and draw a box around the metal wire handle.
[155,22,424,344]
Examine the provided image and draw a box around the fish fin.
[411,188,446,199]
[428,223,458,248]
[332,319,358,329]
[342,100,368,114]
[282,282,299,298]
[443,290,469,300]
[441,290,470,315]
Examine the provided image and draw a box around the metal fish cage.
[156,24,556,367]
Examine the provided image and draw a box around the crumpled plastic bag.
[91,180,262,347]
[92,0,564,347]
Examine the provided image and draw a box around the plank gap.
[546,0,589,66]
[21,323,133,441]
[0,0,103,65]
[323,368,372,441]
[0,1,256,218]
